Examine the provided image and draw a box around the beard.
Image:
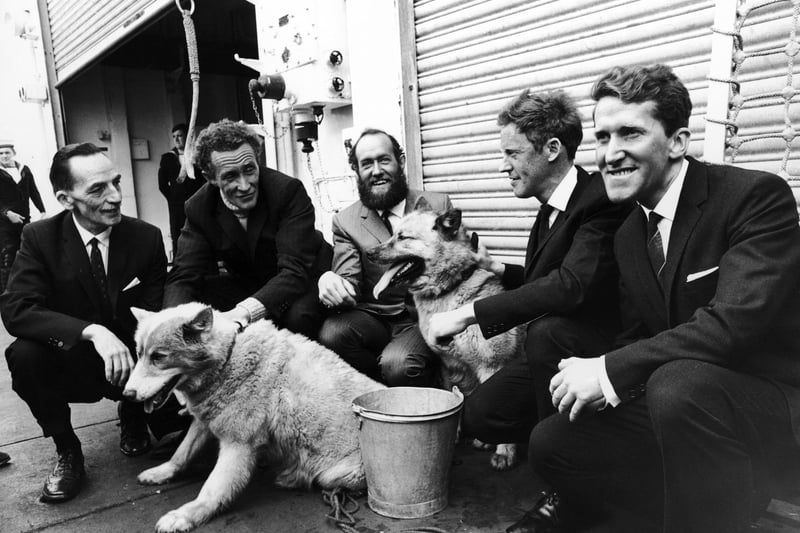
[358,171,409,211]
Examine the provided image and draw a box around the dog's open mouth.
[143,375,181,414]
[373,257,425,299]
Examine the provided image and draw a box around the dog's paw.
[138,462,179,485]
[155,510,195,533]
[490,443,519,471]
[471,438,493,451]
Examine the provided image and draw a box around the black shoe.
[40,449,85,503]
[506,491,563,533]
[119,401,152,457]
[0,451,9,467]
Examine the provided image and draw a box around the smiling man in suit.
[521,64,800,533]
[317,128,451,385]
[165,119,330,339]
[427,90,632,456]
[0,143,167,502]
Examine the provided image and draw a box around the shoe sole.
[119,443,153,457]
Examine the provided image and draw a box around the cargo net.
[708,0,800,182]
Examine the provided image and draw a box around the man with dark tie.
[317,128,451,385]
[427,89,632,451]
[0,143,168,502]
[521,64,800,533]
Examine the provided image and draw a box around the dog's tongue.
[373,262,406,300]
[144,400,156,414]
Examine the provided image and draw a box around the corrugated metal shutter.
[44,0,172,85]
[719,1,800,208]
[412,0,716,264]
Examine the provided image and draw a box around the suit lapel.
[215,196,249,254]
[107,221,129,314]
[660,159,706,312]
[62,217,104,312]
[246,197,268,259]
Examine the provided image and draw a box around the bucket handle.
[352,387,464,423]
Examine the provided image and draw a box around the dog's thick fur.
[368,206,525,469]
[124,303,384,533]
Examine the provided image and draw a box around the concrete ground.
[1,321,800,533]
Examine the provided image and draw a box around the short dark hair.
[192,119,263,179]
[49,142,104,193]
[348,128,405,172]
[171,123,188,134]
[497,90,583,160]
[591,64,692,136]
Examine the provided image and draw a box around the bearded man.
[317,128,451,385]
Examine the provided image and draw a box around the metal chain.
[248,91,287,141]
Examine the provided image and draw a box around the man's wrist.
[236,297,266,325]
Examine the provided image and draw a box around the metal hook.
[174,0,195,15]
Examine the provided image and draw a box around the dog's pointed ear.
[182,306,214,341]
[130,307,154,323]
[414,196,433,212]
[434,208,462,241]
[470,231,479,252]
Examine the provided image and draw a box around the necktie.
[537,203,554,242]
[89,238,112,314]
[380,211,393,234]
[646,212,665,282]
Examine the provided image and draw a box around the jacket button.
[57,341,64,348]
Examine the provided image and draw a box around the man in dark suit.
[0,143,167,502]
[427,90,632,448]
[0,141,47,291]
[157,123,203,258]
[165,119,330,339]
[518,64,800,533]
[317,128,451,385]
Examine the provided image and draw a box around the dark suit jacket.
[0,165,45,241]
[474,166,633,338]
[0,211,167,351]
[157,150,203,206]
[606,157,800,437]
[331,189,451,316]
[165,167,330,320]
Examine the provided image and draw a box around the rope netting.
[708,0,800,181]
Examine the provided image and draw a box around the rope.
[705,0,800,180]
[175,0,199,180]
[322,487,362,533]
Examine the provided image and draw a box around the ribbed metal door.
[411,0,716,264]
[44,0,171,85]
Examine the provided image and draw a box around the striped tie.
[646,212,665,283]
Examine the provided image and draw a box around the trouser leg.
[317,309,390,382]
[379,319,438,387]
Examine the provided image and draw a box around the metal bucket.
[352,386,464,519]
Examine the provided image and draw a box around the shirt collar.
[72,214,112,247]
[545,165,579,213]
[382,199,406,218]
[640,158,689,222]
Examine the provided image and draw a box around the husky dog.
[123,303,384,533]
[368,206,524,470]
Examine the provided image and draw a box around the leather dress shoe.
[0,450,10,467]
[506,490,563,533]
[119,401,152,457]
[40,449,85,503]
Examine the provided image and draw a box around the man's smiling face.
[594,97,679,209]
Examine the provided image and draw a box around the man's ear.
[55,190,74,211]
[668,128,691,159]
[545,137,562,162]
[434,208,462,241]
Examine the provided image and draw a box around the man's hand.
[427,303,476,347]
[81,324,134,387]
[549,357,606,421]
[473,239,505,277]
[220,307,250,331]
[6,210,24,224]
[318,271,357,308]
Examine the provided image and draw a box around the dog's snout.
[122,388,137,401]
